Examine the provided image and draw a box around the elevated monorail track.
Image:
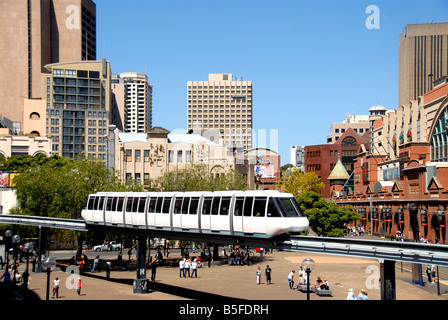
[281,236,448,267]
[1,214,448,266]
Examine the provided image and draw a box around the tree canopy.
[278,167,360,237]
[296,192,361,237]
[12,156,142,220]
[279,167,325,195]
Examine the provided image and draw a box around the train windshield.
[275,197,305,217]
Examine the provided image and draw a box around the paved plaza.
[10,250,448,301]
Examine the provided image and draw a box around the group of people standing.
[179,257,199,278]
[256,265,272,285]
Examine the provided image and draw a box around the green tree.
[296,191,361,237]
[13,157,142,219]
[152,164,248,192]
[279,167,325,195]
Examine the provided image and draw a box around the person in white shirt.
[191,259,198,278]
[288,270,295,289]
[179,258,185,278]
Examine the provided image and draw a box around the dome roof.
[327,160,350,180]
[369,105,387,111]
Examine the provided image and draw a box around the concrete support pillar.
[133,236,148,294]
[380,260,396,300]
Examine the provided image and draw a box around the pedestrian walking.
[426,264,432,283]
[52,276,60,298]
[431,265,436,283]
[288,270,295,289]
[91,255,99,273]
[77,277,82,296]
[106,261,111,279]
[150,260,157,282]
[265,265,272,284]
[256,267,262,284]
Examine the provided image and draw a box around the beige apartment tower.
[399,22,448,107]
[0,0,96,128]
[111,72,153,133]
[41,59,111,160]
[187,73,253,151]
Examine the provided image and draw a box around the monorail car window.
[211,197,220,215]
[126,197,134,212]
[112,197,118,211]
[203,197,212,215]
[162,198,171,214]
[87,196,95,210]
[220,197,231,215]
[93,196,100,210]
[106,197,113,211]
[138,197,146,213]
[243,197,253,217]
[189,198,199,215]
[277,198,300,217]
[182,197,190,214]
[291,197,305,217]
[148,198,156,213]
[98,196,105,210]
[132,197,139,212]
[117,197,124,212]
[155,198,163,213]
[267,198,282,217]
[234,197,244,216]
[253,197,266,217]
[174,197,182,214]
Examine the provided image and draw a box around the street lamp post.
[23,242,34,289]
[302,258,315,301]
[11,234,20,284]
[42,257,56,300]
[4,230,12,272]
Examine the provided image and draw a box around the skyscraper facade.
[112,72,153,133]
[187,74,253,151]
[0,0,96,129]
[42,59,111,160]
[399,22,448,106]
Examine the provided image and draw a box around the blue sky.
[94,0,448,165]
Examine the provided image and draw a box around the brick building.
[305,128,369,198]
[334,77,448,244]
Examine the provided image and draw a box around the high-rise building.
[290,145,305,169]
[111,72,153,133]
[0,0,96,129]
[399,22,448,107]
[326,113,370,144]
[187,73,253,151]
[41,59,111,160]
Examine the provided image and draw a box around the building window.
[125,149,132,162]
[177,150,182,163]
[186,150,191,163]
[168,150,174,163]
[430,107,448,162]
[144,173,151,187]
[144,150,150,162]
[135,150,141,162]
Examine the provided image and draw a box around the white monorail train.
[81,190,309,238]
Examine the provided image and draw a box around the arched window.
[430,107,448,162]
[29,112,40,120]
